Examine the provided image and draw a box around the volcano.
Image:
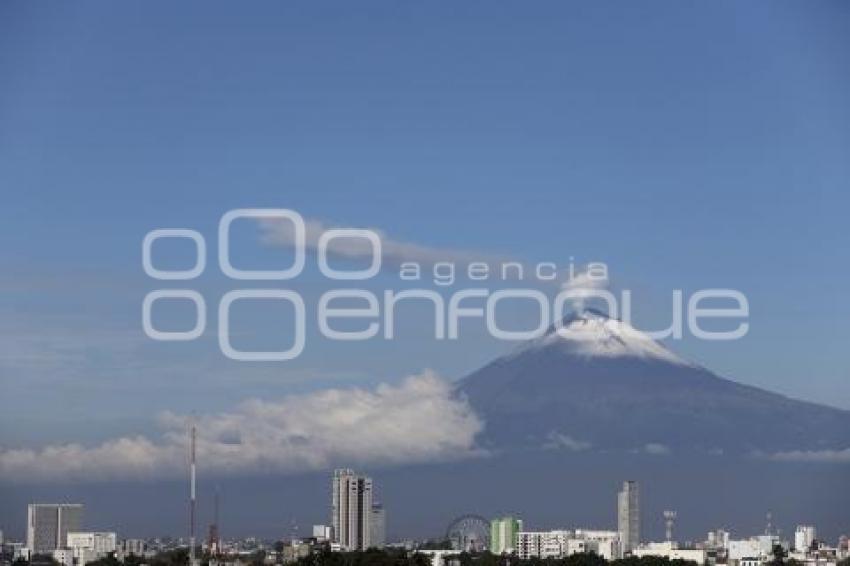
[457,309,850,457]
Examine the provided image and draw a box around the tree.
[148,548,189,566]
[29,555,59,566]
[247,550,266,566]
[288,549,705,566]
[769,544,788,566]
[565,553,608,566]
[85,555,121,566]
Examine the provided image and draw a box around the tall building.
[617,481,640,554]
[331,469,374,550]
[490,516,523,555]
[26,504,84,554]
[370,504,386,549]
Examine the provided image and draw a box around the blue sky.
[1,0,849,451]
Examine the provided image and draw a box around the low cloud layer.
[0,372,485,483]
[765,448,850,463]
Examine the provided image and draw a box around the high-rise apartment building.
[26,504,84,554]
[331,469,374,550]
[617,481,640,554]
[490,516,523,555]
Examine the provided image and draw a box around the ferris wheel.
[445,514,490,552]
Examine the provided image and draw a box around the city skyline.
[2,471,842,546]
[4,474,847,566]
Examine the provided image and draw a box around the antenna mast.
[189,423,197,566]
[663,510,677,543]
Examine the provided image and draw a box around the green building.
[490,516,523,555]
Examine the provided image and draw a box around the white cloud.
[560,269,610,313]
[542,431,592,451]
[257,216,615,300]
[0,371,485,483]
[642,442,671,455]
[763,448,850,463]
[258,216,507,270]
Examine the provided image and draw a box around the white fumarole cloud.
[0,371,484,483]
[561,270,610,312]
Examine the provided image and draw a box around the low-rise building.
[516,529,621,561]
[119,538,147,559]
[516,530,571,560]
[728,539,765,561]
[575,530,621,560]
[416,549,459,566]
[51,548,74,566]
[67,532,117,566]
[312,525,332,542]
[633,541,706,563]
[4,543,30,562]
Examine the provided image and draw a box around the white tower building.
[795,525,816,552]
[331,469,374,550]
[618,481,640,554]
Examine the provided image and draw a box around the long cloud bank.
[0,371,484,483]
[765,448,850,463]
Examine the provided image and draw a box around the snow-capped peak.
[517,308,691,366]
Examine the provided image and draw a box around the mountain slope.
[457,309,850,456]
